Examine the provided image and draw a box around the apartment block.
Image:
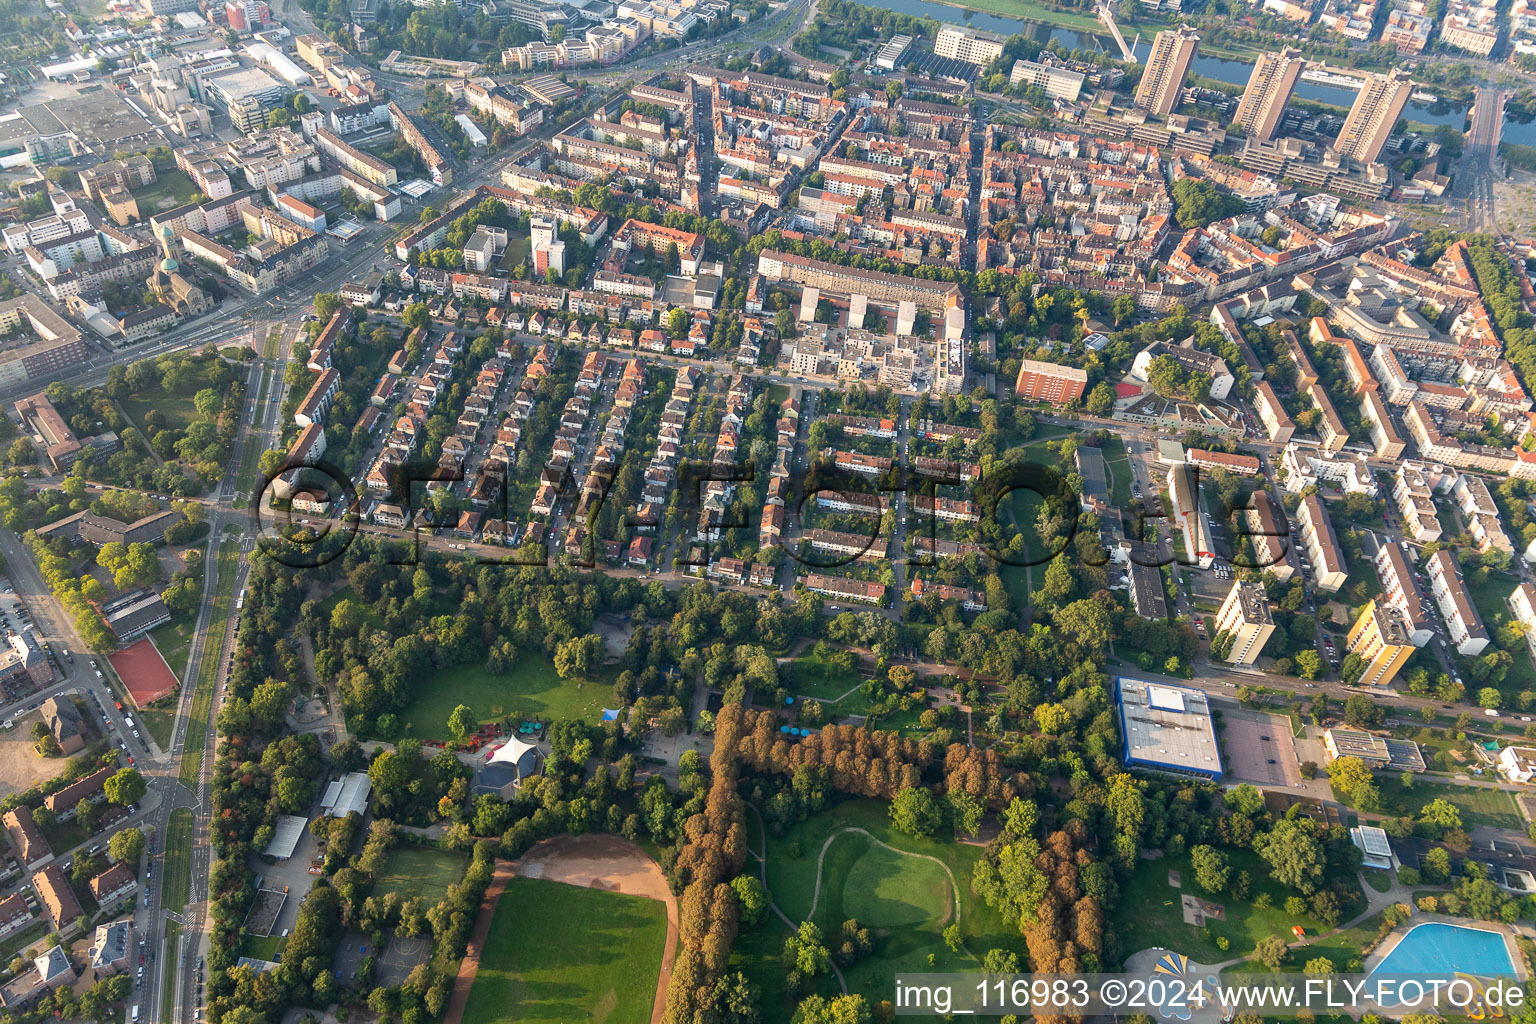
[1360,390,1406,458]
[1013,359,1088,406]
[1346,599,1415,687]
[1135,26,1200,117]
[1298,493,1348,592]
[934,25,1006,66]
[1234,47,1304,143]
[1245,490,1293,581]
[1426,548,1489,656]
[1168,463,1215,568]
[1008,59,1085,102]
[1371,537,1434,646]
[1254,380,1296,443]
[1334,68,1412,166]
[1392,462,1442,543]
[1507,582,1536,667]
[1216,580,1275,665]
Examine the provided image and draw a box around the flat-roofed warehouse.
[1115,676,1223,780]
[262,813,308,860]
[0,90,163,160]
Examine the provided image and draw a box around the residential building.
[1392,462,1443,543]
[33,864,81,932]
[1426,548,1489,656]
[0,896,32,941]
[1254,381,1296,442]
[88,920,132,976]
[1298,494,1348,591]
[1135,26,1200,117]
[1009,60,1085,102]
[1215,580,1275,665]
[39,696,83,755]
[1507,581,1536,667]
[799,573,885,604]
[1246,490,1293,581]
[2,807,47,866]
[88,864,137,910]
[1334,68,1413,166]
[43,765,113,819]
[1013,359,1087,406]
[1346,599,1415,687]
[1186,448,1260,476]
[1234,47,1304,142]
[1371,537,1434,646]
[1168,462,1215,568]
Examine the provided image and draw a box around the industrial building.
[1115,677,1223,781]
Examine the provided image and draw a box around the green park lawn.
[1368,777,1523,830]
[139,707,175,750]
[787,650,864,702]
[459,877,668,1024]
[736,797,1023,1018]
[1101,435,1134,508]
[1112,847,1343,965]
[131,169,202,213]
[149,605,197,683]
[1460,568,1536,700]
[116,352,234,437]
[240,934,287,962]
[496,235,532,273]
[396,658,613,739]
[374,845,467,904]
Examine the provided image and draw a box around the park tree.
[1190,845,1230,894]
[1255,819,1325,894]
[447,704,476,743]
[554,634,602,680]
[1325,755,1373,803]
[103,767,146,806]
[193,388,222,418]
[1343,695,1384,728]
[1252,934,1290,971]
[947,789,984,838]
[791,994,871,1024]
[1085,383,1114,417]
[1418,798,1463,836]
[730,874,770,927]
[889,787,942,838]
[108,827,144,865]
[783,921,831,977]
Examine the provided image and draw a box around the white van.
[131,1007,140,1023]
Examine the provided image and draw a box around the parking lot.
[1220,706,1303,788]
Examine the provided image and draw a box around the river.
[869,0,1536,145]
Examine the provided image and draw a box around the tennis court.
[107,637,179,708]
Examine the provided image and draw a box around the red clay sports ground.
[108,638,179,708]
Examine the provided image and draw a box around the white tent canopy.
[488,736,539,769]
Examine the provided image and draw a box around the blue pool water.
[1372,923,1515,978]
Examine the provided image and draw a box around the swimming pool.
[1371,923,1516,979]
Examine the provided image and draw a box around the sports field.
[395,659,611,738]
[459,877,668,1024]
[375,845,468,904]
